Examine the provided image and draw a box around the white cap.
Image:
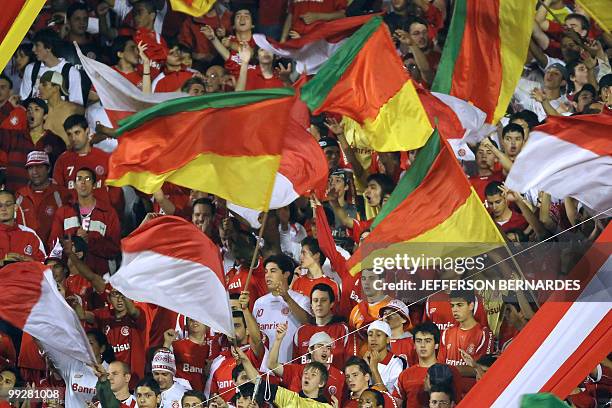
[367,320,392,338]
[151,349,176,375]
[308,331,334,348]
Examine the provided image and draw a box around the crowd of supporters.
[0,0,611,407]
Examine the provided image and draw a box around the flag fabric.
[254,14,375,75]
[77,46,184,127]
[576,0,611,33]
[432,0,536,124]
[108,215,234,336]
[346,130,505,275]
[169,0,215,17]
[0,262,95,364]
[505,112,612,216]
[300,16,433,153]
[106,88,295,211]
[458,224,612,408]
[0,0,46,71]
[520,393,572,408]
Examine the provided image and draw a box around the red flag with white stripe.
[254,14,376,75]
[107,215,234,336]
[506,112,612,215]
[458,224,612,407]
[0,262,95,364]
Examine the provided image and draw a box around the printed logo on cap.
[24,245,33,256]
[95,165,105,175]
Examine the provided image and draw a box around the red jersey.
[133,28,168,64]
[65,274,94,311]
[113,66,143,88]
[205,345,262,402]
[0,223,45,261]
[152,70,194,92]
[173,338,210,391]
[392,364,463,406]
[281,363,345,402]
[496,210,528,233]
[389,336,417,366]
[15,181,71,247]
[289,0,347,35]
[93,307,147,380]
[293,322,349,370]
[438,323,494,367]
[348,218,373,243]
[226,258,267,310]
[245,66,284,90]
[469,171,505,202]
[424,292,489,332]
[224,36,257,77]
[178,12,233,58]
[0,105,27,131]
[291,275,340,302]
[152,182,192,218]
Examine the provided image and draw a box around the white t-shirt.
[378,354,406,394]
[161,379,190,408]
[253,290,312,364]
[45,346,98,406]
[512,78,569,122]
[20,59,84,105]
[113,0,168,34]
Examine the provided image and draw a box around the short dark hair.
[111,36,134,65]
[181,77,206,93]
[484,181,503,198]
[363,388,385,406]
[407,16,429,31]
[135,376,161,395]
[510,110,539,130]
[366,173,395,197]
[181,390,205,404]
[301,236,326,266]
[449,290,475,304]
[232,382,264,405]
[411,321,441,345]
[310,283,335,304]
[0,74,13,89]
[305,361,329,390]
[231,363,245,382]
[31,29,61,56]
[67,2,88,20]
[135,0,157,14]
[192,197,215,213]
[264,254,296,275]
[16,43,35,64]
[344,356,372,377]
[502,123,525,139]
[565,13,590,32]
[429,384,455,403]
[232,310,247,327]
[76,167,97,183]
[63,114,89,132]
[25,97,49,114]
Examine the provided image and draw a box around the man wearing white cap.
[15,151,70,246]
[365,321,406,394]
[269,324,345,402]
[151,349,191,408]
[38,70,84,145]
[379,299,417,366]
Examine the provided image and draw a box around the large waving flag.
[458,224,612,407]
[432,0,536,124]
[505,112,612,215]
[300,16,433,152]
[576,0,611,33]
[254,14,375,75]
[0,262,95,364]
[346,131,505,275]
[106,89,295,211]
[108,216,234,336]
[0,0,46,71]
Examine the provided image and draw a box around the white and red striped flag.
[254,14,375,75]
[458,224,612,407]
[506,112,612,215]
[0,262,95,364]
[107,215,234,336]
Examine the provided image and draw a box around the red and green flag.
[0,0,46,71]
[300,16,433,152]
[346,130,505,275]
[106,89,295,211]
[432,0,536,124]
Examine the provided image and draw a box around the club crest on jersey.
[467,344,475,354]
[95,165,105,175]
[281,306,290,316]
[430,307,437,313]
[24,245,33,256]
[458,148,466,157]
[121,326,130,336]
[46,206,55,216]
[172,402,179,408]
[328,385,337,396]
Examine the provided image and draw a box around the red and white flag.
[506,112,612,215]
[459,224,612,407]
[254,14,375,75]
[0,262,95,364]
[107,216,234,336]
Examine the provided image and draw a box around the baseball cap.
[151,349,176,375]
[25,151,50,167]
[379,299,411,322]
[330,168,350,184]
[545,63,568,81]
[367,320,392,338]
[308,331,334,348]
[40,71,68,96]
[319,137,339,149]
[24,97,49,114]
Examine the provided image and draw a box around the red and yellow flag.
[0,0,46,72]
[169,0,216,17]
[432,0,537,124]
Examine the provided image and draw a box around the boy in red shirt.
[468,141,504,203]
[485,181,528,234]
[165,318,212,391]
